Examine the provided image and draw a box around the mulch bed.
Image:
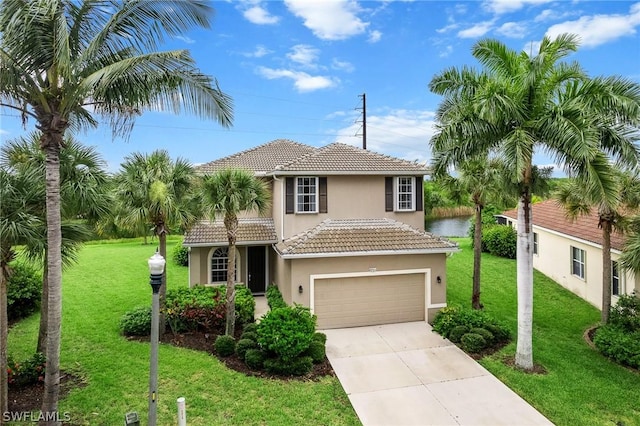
[8,371,86,413]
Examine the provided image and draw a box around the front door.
[247,246,267,294]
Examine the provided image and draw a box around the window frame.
[611,260,624,296]
[571,246,586,280]
[395,176,415,212]
[295,176,318,214]
[533,232,538,255]
[209,247,239,284]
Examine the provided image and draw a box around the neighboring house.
[497,200,639,309]
[184,139,458,329]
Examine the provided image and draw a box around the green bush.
[172,244,189,266]
[244,349,265,370]
[432,305,510,343]
[266,284,287,310]
[593,326,640,369]
[264,356,313,376]
[120,306,152,336]
[483,323,511,343]
[257,305,317,362]
[7,262,42,321]
[236,338,258,360]
[215,335,236,357]
[243,323,258,334]
[470,327,495,344]
[608,293,640,332]
[7,352,46,387]
[304,340,326,364]
[448,325,469,343]
[234,285,256,326]
[482,225,517,259]
[312,332,327,344]
[461,333,487,353]
[240,331,257,342]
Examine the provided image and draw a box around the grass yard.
[8,237,359,426]
[448,239,640,426]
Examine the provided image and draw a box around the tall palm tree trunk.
[41,140,63,424]
[0,268,8,416]
[37,258,49,353]
[225,215,238,337]
[601,221,613,324]
[472,203,483,309]
[515,194,534,370]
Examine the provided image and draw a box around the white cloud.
[256,67,338,92]
[174,35,195,44]
[331,58,354,72]
[546,4,640,48]
[243,4,280,25]
[439,45,454,58]
[496,22,527,38]
[436,23,458,34]
[0,129,8,135]
[483,0,553,15]
[284,0,369,40]
[287,45,320,68]
[522,40,541,55]
[333,109,437,163]
[458,21,494,38]
[368,30,382,43]
[243,45,272,58]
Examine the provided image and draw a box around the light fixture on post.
[147,251,165,426]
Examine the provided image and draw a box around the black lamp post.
[147,251,165,426]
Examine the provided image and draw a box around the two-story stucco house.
[184,139,458,329]
[497,200,639,310]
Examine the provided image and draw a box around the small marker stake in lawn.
[177,397,186,426]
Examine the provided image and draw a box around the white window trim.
[395,176,416,212]
[611,260,624,296]
[295,176,319,214]
[571,246,586,280]
[533,232,538,255]
[208,247,241,284]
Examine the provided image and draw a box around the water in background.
[425,215,472,237]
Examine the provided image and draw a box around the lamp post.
[147,251,165,426]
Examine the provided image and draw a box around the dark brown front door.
[247,246,267,294]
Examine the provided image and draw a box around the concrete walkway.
[323,322,553,426]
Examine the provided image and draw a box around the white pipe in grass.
[177,397,186,426]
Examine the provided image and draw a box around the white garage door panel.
[314,273,425,329]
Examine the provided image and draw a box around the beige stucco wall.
[532,226,638,309]
[188,245,246,286]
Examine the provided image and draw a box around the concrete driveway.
[323,322,553,426]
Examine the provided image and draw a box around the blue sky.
[1,0,639,174]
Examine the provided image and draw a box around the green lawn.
[448,239,640,426]
[8,238,359,426]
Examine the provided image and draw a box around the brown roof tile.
[274,218,458,257]
[184,218,277,246]
[500,200,625,250]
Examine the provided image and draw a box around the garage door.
[314,273,425,329]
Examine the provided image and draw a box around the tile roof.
[271,143,431,175]
[274,218,458,257]
[196,139,317,175]
[183,218,277,246]
[500,199,626,251]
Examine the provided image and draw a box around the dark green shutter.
[319,177,328,213]
[385,177,393,212]
[285,177,294,214]
[416,176,423,212]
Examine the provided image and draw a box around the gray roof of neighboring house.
[274,218,458,258]
[183,218,277,246]
[196,140,431,176]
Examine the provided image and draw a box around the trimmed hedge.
[482,225,517,259]
[432,306,510,344]
[264,356,313,376]
[215,335,236,357]
[593,293,640,369]
[257,305,317,362]
[172,244,189,266]
[7,262,42,321]
[266,284,287,310]
[120,306,152,336]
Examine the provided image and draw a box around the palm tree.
[0,1,232,417]
[557,171,640,322]
[199,169,271,337]
[114,150,199,335]
[429,33,640,369]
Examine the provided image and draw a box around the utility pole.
[356,93,367,150]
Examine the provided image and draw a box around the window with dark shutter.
[319,177,328,213]
[285,177,294,214]
[416,176,423,212]
[385,177,393,212]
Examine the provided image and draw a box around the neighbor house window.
[612,260,623,296]
[533,232,538,255]
[296,177,318,213]
[396,177,415,211]
[571,246,586,279]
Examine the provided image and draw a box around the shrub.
[234,285,256,326]
[236,338,258,360]
[312,332,327,344]
[7,352,46,387]
[243,323,258,334]
[164,286,225,333]
[244,349,265,370]
[483,323,511,343]
[461,333,487,353]
[432,305,510,343]
[120,306,152,336]
[448,325,469,343]
[215,335,236,357]
[257,305,317,362]
[482,225,517,259]
[7,262,42,321]
[266,284,287,310]
[470,327,495,344]
[264,356,313,376]
[593,326,640,369]
[305,340,326,364]
[608,293,640,332]
[240,331,257,342]
[172,244,189,266]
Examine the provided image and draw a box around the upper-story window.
[396,177,415,211]
[296,177,318,213]
[385,176,423,213]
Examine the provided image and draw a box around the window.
[210,247,238,283]
[612,260,623,296]
[571,246,586,279]
[533,232,538,255]
[296,177,317,213]
[396,177,415,211]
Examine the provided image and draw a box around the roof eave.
[184,239,278,247]
[275,246,460,259]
